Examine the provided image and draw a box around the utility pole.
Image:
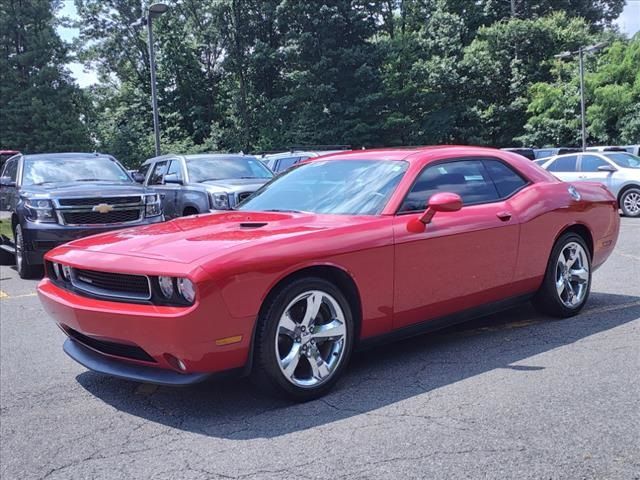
[147,3,169,157]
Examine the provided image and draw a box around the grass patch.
[0,219,13,239]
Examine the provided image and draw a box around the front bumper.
[22,215,164,265]
[38,278,254,384]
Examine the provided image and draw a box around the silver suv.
[139,154,274,218]
[539,151,640,217]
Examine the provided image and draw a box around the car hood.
[59,211,373,264]
[20,182,150,198]
[200,178,270,193]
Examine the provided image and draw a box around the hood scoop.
[239,222,268,229]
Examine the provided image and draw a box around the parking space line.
[0,292,37,300]
[0,290,7,298]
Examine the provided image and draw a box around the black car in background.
[500,148,536,161]
[0,153,164,278]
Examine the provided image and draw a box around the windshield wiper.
[199,178,223,182]
[263,209,305,213]
[74,178,104,182]
[31,181,56,186]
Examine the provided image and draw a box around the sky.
[57,0,640,88]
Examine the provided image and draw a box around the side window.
[2,158,18,181]
[275,156,301,172]
[148,161,168,185]
[483,160,527,198]
[138,164,150,179]
[166,159,183,179]
[547,155,578,172]
[399,160,499,213]
[580,155,608,172]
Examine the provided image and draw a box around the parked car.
[0,150,20,172]
[38,146,619,400]
[0,152,163,278]
[140,154,274,219]
[261,150,344,173]
[534,147,580,159]
[500,148,535,161]
[586,146,628,153]
[538,151,640,217]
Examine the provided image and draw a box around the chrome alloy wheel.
[623,191,640,216]
[555,242,590,308]
[275,290,347,388]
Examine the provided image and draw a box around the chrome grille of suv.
[55,195,144,226]
[71,268,151,301]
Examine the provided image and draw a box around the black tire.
[251,277,354,402]
[532,233,592,318]
[619,187,640,217]
[14,224,42,279]
[182,207,199,217]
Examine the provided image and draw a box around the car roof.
[307,146,503,162]
[21,152,115,161]
[142,153,254,165]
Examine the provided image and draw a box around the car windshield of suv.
[186,156,273,182]
[603,153,640,169]
[238,160,408,215]
[22,157,132,185]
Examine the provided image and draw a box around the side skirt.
[356,293,534,351]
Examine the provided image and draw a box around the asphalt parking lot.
[1,220,638,480]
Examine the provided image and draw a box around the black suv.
[0,153,164,278]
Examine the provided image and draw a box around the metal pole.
[578,47,586,151]
[147,16,161,157]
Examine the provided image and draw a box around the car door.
[160,159,185,218]
[145,160,176,218]
[392,158,525,329]
[578,154,616,191]
[0,156,20,212]
[545,154,580,182]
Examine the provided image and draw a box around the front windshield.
[187,156,273,182]
[238,159,408,215]
[22,157,132,185]
[603,153,640,169]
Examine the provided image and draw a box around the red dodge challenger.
[38,146,620,400]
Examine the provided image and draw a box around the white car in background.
[538,151,640,217]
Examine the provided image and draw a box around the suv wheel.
[15,224,41,279]
[620,187,640,217]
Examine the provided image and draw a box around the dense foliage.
[1,0,637,167]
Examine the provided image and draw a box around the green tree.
[0,0,92,152]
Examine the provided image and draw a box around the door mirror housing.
[419,192,463,224]
[163,173,183,185]
[132,172,146,183]
[0,176,16,187]
[597,164,617,172]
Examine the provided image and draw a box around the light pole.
[554,42,607,152]
[147,3,168,157]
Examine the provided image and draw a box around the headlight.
[177,278,196,303]
[209,192,230,210]
[52,262,61,279]
[158,276,174,298]
[24,198,56,223]
[145,194,162,217]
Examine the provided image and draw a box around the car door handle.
[497,211,512,221]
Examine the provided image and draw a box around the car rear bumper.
[38,278,254,384]
[22,216,164,265]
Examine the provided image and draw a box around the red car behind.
[38,146,619,400]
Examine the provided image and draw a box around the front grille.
[72,268,151,299]
[62,209,140,225]
[237,191,252,202]
[65,327,156,363]
[58,196,142,207]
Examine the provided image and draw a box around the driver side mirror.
[597,165,617,173]
[419,192,463,224]
[132,172,146,183]
[0,176,16,187]
[163,173,183,185]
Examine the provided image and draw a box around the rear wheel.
[533,233,591,318]
[619,187,640,217]
[14,224,42,279]
[182,207,198,217]
[252,277,354,401]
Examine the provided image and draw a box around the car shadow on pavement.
[77,291,640,439]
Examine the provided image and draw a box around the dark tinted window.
[186,156,273,182]
[148,161,168,185]
[2,158,18,181]
[22,156,131,185]
[400,160,499,212]
[275,156,301,172]
[547,155,578,172]
[483,160,527,197]
[580,155,609,172]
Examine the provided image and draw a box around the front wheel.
[532,233,591,318]
[620,187,640,217]
[252,277,354,401]
[15,224,42,279]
